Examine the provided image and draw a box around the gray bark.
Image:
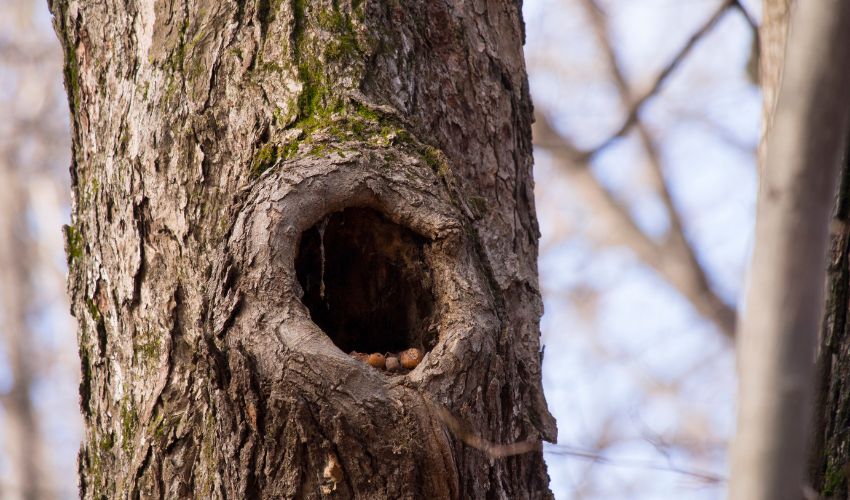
[731,1,850,498]
[757,1,850,497]
[50,0,556,497]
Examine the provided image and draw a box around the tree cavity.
[295,207,437,357]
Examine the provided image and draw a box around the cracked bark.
[50,0,556,497]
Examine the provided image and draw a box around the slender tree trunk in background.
[50,0,556,497]
[730,1,850,499]
[733,0,850,497]
[0,168,42,500]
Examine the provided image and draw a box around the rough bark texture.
[812,156,850,499]
[811,82,850,498]
[50,0,556,497]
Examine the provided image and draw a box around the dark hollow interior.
[295,207,437,355]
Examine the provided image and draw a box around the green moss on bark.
[120,402,139,454]
[822,461,848,496]
[64,224,84,265]
[133,329,163,368]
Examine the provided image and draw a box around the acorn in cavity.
[350,348,422,371]
[367,352,386,369]
[385,356,400,372]
[399,348,423,369]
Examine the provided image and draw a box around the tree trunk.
[50,0,556,497]
[811,151,850,499]
[810,96,850,496]
[729,0,850,496]
[0,166,42,500]
[757,1,850,497]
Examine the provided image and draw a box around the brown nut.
[385,356,400,372]
[399,348,423,369]
[367,353,386,369]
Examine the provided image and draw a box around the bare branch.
[534,0,738,338]
[431,398,725,486]
[731,0,759,34]
[424,397,541,458]
[577,0,736,159]
[582,0,736,335]
[547,443,726,484]
[535,112,736,337]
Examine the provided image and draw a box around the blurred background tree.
[0,0,79,498]
[530,0,757,497]
[0,0,759,497]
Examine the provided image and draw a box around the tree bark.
[730,0,850,493]
[756,0,790,175]
[809,47,850,500]
[50,0,556,497]
[811,147,850,499]
[755,1,850,498]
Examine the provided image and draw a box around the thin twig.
[428,398,542,458]
[546,444,726,484]
[731,0,759,34]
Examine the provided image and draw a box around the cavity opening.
[295,207,437,357]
